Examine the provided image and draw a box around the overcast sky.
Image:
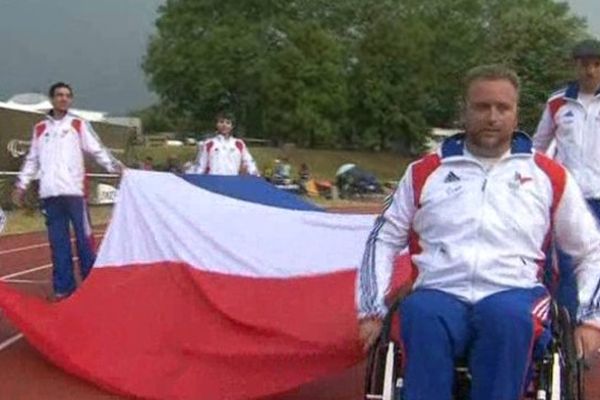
[568,0,600,37]
[0,0,163,115]
[0,0,598,115]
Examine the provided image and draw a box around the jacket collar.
[216,133,234,142]
[440,131,532,159]
[564,81,600,100]
[46,110,73,123]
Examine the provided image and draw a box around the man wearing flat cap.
[533,39,600,316]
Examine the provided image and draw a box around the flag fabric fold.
[0,170,411,400]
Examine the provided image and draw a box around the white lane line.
[2,279,51,284]
[0,264,52,280]
[0,333,24,352]
[0,233,105,256]
[0,256,80,280]
[0,242,48,255]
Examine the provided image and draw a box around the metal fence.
[0,171,120,210]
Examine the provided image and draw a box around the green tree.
[143,0,589,150]
[261,23,349,147]
[348,5,430,151]
[477,0,585,132]
[144,0,268,133]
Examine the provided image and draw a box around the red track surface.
[0,207,599,399]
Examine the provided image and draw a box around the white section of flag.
[95,170,377,278]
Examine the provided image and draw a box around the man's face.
[216,118,233,136]
[575,57,600,92]
[464,78,519,157]
[51,87,73,113]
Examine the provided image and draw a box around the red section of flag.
[0,256,412,400]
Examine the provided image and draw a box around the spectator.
[166,156,182,174]
[299,163,311,182]
[142,156,154,171]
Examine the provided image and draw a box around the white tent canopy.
[2,92,107,122]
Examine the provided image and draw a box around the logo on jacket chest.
[212,145,237,154]
[559,110,575,125]
[508,172,533,189]
[442,171,463,195]
[444,171,461,183]
[219,147,238,156]
[45,128,71,138]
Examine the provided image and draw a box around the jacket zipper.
[444,152,530,302]
[470,171,488,302]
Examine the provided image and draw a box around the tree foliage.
[143,0,587,149]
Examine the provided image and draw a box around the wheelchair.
[364,295,587,400]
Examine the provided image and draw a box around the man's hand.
[11,187,25,207]
[115,163,127,177]
[239,163,249,175]
[575,324,600,365]
[359,317,383,353]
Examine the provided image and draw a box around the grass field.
[2,145,407,234]
[2,198,383,235]
[135,145,411,182]
[2,206,114,236]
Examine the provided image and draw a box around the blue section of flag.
[180,174,323,211]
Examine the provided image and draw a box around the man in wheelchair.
[356,65,600,400]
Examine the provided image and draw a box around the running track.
[0,207,599,399]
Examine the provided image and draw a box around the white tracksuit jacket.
[196,134,259,176]
[357,132,600,327]
[16,112,121,199]
[533,82,600,199]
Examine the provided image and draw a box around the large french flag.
[0,170,410,400]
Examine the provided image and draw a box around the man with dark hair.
[357,64,600,399]
[49,82,73,98]
[195,111,259,176]
[533,39,600,316]
[12,82,123,300]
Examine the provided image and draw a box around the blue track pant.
[41,196,96,296]
[400,288,549,400]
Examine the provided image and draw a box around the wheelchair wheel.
[364,338,401,400]
[538,303,586,400]
[556,306,585,400]
[365,298,404,400]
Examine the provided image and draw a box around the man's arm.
[532,104,557,153]
[356,166,416,319]
[15,130,40,191]
[197,142,210,174]
[80,121,122,173]
[554,172,600,359]
[356,167,416,350]
[192,142,204,173]
[554,172,600,326]
[240,145,259,176]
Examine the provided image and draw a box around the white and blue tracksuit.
[356,132,600,400]
[534,82,600,316]
[16,112,121,296]
[195,134,259,176]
